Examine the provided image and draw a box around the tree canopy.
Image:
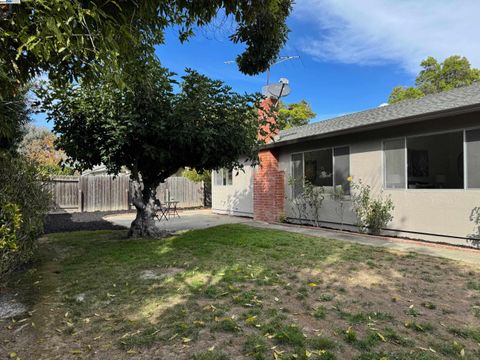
[0,0,292,92]
[18,125,74,176]
[277,100,316,129]
[39,59,269,236]
[388,55,480,104]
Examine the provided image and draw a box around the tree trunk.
[128,180,167,238]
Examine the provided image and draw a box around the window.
[384,139,406,189]
[407,132,463,189]
[215,168,233,186]
[292,153,304,198]
[304,149,333,187]
[384,130,475,190]
[466,129,480,188]
[334,146,350,193]
[291,146,350,196]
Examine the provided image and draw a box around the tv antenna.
[224,55,300,84]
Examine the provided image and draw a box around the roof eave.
[263,103,480,150]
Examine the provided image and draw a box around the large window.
[304,149,333,187]
[291,146,350,197]
[214,168,233,186]
[384,129,480,190]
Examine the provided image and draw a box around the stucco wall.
[277,111,480,247]
[211,159,254,217]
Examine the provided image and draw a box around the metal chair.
[153,199,168,221]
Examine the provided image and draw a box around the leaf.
[376,332,386,342]
[8,352,17,359]
[307,283,317,287]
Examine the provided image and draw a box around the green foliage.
[277,100,316,129]
[288,177,325,227]
[350,179,394,234]
[1,1,292,93]
[0,203,22,252]
[0,61,30,152]
[0,153,50,281]
[388,55,480,104]
[388,86,424,104]
[182,168,211,185]
[40,62,265,186]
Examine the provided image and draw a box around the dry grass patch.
[1,225,480,359]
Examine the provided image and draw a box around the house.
[212,83,480,248]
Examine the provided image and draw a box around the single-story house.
[212,83,480,248]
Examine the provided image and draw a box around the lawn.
[2,224,480,359]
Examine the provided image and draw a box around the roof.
[270,83,480,148]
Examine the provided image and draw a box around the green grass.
[5,224,480,360]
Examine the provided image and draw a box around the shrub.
[288,177,325,227]
[0,153,50,282]
[350,178,394,235]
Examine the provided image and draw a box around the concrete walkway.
[104,210,480,266]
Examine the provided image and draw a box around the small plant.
[314,305,327,319]
[288,176,325,227]
[343,327,357,343]
[349,178,394,234]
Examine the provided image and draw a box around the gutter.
[263,102,480,150]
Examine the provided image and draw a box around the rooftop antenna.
[224,55,300,84]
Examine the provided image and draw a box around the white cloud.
[293,0,480,73]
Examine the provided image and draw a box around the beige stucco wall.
[277,111,480,247]
[211,160,254,217]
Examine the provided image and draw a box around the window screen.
[304,149,333,187]
[467,129,480,188]
[215,170,223,186]
[407,132,463,189]
[334,146,350,193]
[384,139,406,189]
[291,153,304,197]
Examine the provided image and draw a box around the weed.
[314,305,327,319]
[243,334,268,360]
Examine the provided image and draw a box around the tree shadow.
[44,210,130,234]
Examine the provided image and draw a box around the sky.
[33,0,480,129]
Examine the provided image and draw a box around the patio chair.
[153,199,168,221]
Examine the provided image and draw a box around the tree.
[182,169,212,186]
[277,100,316,129]
[19,125,74,176]
[39,60,269,237]
[388,55,480,104]
[388,86,424,104]
[1,0,292,150]
[0,1,292,91]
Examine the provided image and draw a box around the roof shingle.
[274,83,480,145]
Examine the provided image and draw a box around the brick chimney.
[253,98,285,223]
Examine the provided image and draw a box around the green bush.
[350,179,394,235]
[0,153,50,282]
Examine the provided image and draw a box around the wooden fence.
[156,176,205,208]
[47,175,205,213]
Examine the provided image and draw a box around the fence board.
[47,174,203,213]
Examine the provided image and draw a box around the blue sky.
[33,0,480,128]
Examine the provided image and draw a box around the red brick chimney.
[253,98,285,223]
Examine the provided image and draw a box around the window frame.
[382,127,480,191]
[290,145,351,198]
[215,168,233,186]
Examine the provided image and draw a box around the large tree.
[1,1,292,147]
[388,55,480,104]
[0,1,291,90]
[40,59,269,237]
[277,100,316,129]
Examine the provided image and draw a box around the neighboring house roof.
[269,83,480,148]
